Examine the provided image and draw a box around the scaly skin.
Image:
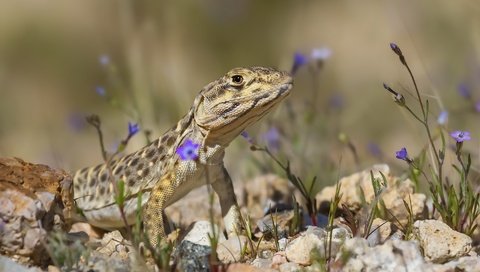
[73,67,293,245]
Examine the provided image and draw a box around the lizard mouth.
[278,81,293,96]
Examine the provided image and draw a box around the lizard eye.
[231,75,244,85]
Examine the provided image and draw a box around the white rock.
[278,237,288,251]
[442,256,480,271]
[251,257,273,269]
[182,220,225,247]
[413,220,472,263]
[23,228,45,250]
[35,191,56,211]
[304,225,327,237]
[216,235,248,263]
[338,237,426,272]
[388,230,404,241]
[279,262,302,272]
[0,256,42,272]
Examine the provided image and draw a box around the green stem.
[404,62,442,184]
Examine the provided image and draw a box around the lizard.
[72,66,293,246]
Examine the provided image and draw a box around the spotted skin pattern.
[73,67,293,245]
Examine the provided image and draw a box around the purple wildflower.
[437,111,448,125]
[96,86,106,96]
[389,42,406,65]
[475,101,480,113]
[389,43,401,55]
[395,147,408,161]
[128,122,140,137]
[263,127,281,152]
[450,131,471,143]
[176,139,200,161]
[457,83,471,99]
[291,52,308,75]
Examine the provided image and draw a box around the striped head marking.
[194,67,293,141]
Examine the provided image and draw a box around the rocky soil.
[1,159,479,271]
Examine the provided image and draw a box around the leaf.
[115,179,125,207]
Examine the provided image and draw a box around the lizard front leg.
[143,173,175,247]
[211,166,243,238]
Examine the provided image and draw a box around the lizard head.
[194,66,293,144]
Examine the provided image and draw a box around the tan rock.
[239,174,295,219]
[413,220,472,263]
[70,222,104,240]
[0,157,72,266]
[366,218,392,246]
[47,265,61,272]
[96,230,132,260]
[285,230,324,265]
[165,186,222,230]
[256,210,295,238]
[285,226,350,266]
[227,263,266,272]
[217,235,248,263]
[316,164,427,226]
[271,251,288,268]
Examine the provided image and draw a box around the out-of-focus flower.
[389,42,406,66]
[96,86,106,96]
[450,131,471,143]
[311,47,332,61]
[475,101,480,113]
[241,131,254,144]
[395,147,409,161]
[367,142,382,158]
[128,122,140,137]
[68,112,86,132]
[329,93,344,110]
[291,52,308,75]
[263,127,281,152]
[390,43,402,56]
[457,83,471,99]
[176,139,200,161]
[99,54,110,66]
[437,111,448,125]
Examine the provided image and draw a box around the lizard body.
[73,67,293,245]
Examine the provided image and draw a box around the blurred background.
[1,0,479,190]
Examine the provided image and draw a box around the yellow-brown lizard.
[73,67,293,245]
